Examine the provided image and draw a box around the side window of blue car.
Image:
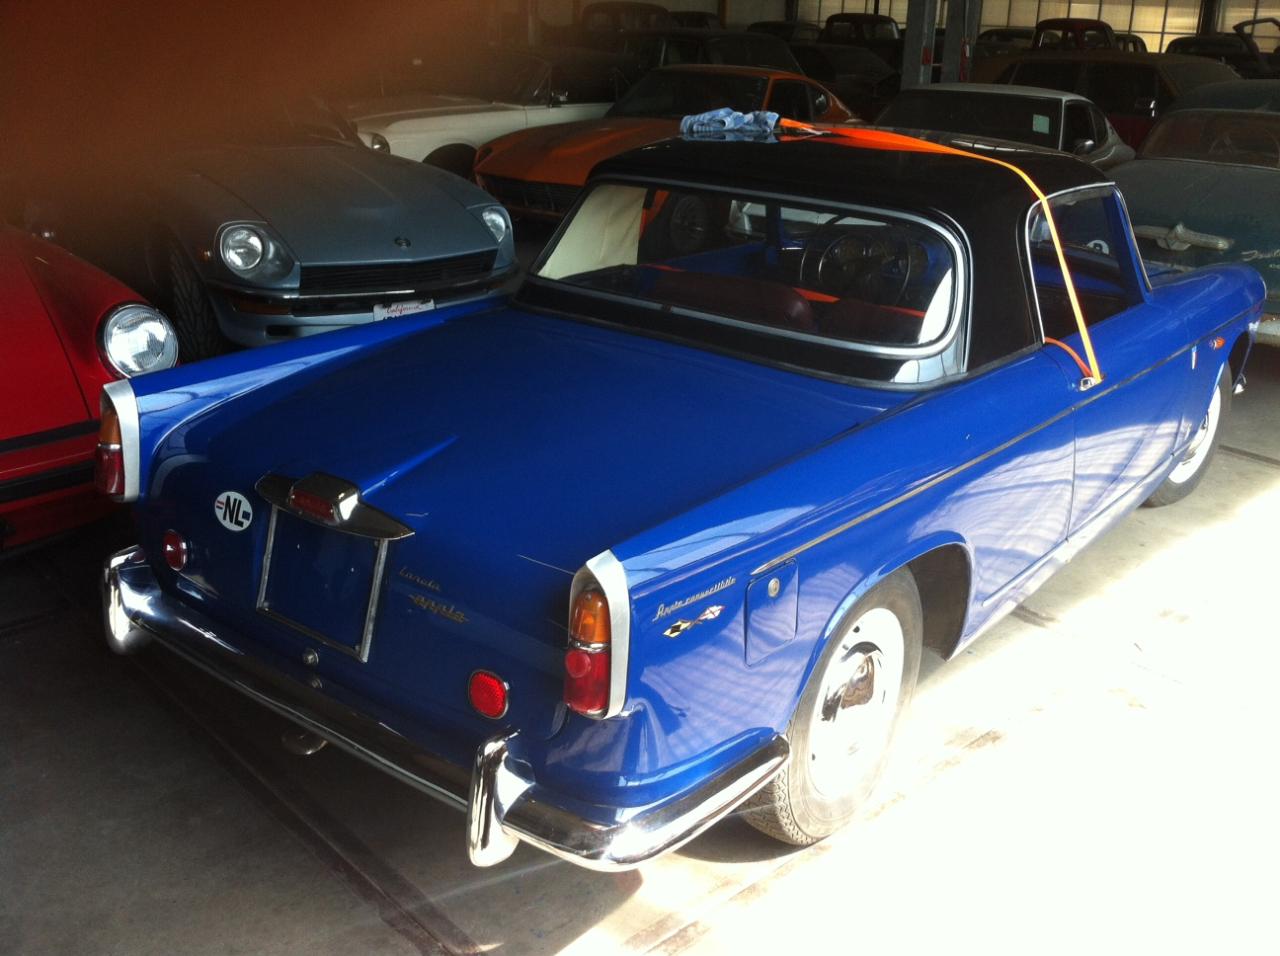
[1028,188,1144,340]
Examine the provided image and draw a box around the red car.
[1,226,177,552]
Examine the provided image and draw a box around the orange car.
[473,64,853,219]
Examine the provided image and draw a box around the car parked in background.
[975,27,1034,59]
[1167,21,1280,79]
[101,127,1261,872]
[473,64,851,219]
[816,12,903,70]
[24,96,516,360]
[982,50,1238,145]
[579,1,670,33]
[1111,79,1280,342]
[343,47,630,175]
[1115,33,1148,53]
[604,28,802,74]
[791,43,898,121]
[1032,18,1117,51]
[748,20,822,44]
[875,83,1134,168]
[0,226,176,553]
[670,11,722,30]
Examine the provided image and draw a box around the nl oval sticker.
[214,491,253,531]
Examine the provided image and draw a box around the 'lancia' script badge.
[214,491,253,531]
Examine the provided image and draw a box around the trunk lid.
[145,307,892,739]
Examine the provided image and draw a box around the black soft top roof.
[593,134,1106,229]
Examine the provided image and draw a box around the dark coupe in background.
[1112,80,1280,343]
[20,97,514,360]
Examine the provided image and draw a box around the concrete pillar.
[940,0,982,82]
[901,0,940,89]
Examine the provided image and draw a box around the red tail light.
[565,587,610,717]
[94,393,124,497]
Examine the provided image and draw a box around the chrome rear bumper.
[103,547,788,871]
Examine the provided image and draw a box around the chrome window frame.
[1023,182,1150,345]
[526,175,971,362]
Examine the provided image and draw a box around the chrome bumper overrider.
[102,547,789,871]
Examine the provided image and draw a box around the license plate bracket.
[256,509,389,662]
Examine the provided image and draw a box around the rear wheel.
[1145,364,1229,507]
[744,568,923,845]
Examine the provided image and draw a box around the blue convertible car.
[100,129,1263,870]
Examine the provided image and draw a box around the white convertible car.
[343,47,628,177]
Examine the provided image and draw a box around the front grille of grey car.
[484,176,580,215]
[298,250,497,297]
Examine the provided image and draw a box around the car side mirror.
[550,89,570,107]
[1071,138,1097,155]
[813,94,829,115]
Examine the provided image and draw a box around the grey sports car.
[22,97,515,360]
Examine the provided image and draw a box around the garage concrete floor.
[3,344,1278,956]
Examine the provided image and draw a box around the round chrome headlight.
[370,132,391,153]
[480,206,509,244]
[220,225,265,274]
[101,304,179,377]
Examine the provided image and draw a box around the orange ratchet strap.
[776,122,1103,384]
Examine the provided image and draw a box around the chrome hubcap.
[807,606,905,798]
[1168,379,1222,485]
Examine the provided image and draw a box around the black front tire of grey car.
[164,240,231,363]
[1145,364,1230,508]
[742,567,923,846]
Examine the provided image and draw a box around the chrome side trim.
[102,379,141,503]
[571,549,631,719]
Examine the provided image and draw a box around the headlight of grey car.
[369,132,391,153]
[217,222,294,281]
[100,304,179,377]
[479,206,510,244]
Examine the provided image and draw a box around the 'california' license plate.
[373,299,434,322]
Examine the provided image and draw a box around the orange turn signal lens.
[94,392,124,497]
[570,588,610,647]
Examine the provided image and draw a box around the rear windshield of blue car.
[878,90,1062,150]
[529,181,961,382]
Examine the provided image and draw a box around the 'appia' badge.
[214,491,253,531]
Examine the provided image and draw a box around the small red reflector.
[288,488,336,523]
[162,530,189,571]
[468,670,508,719]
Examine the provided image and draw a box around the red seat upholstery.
[818,299,926,345]
[647,269,817,333]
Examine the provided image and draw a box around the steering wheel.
[800,218,913,304]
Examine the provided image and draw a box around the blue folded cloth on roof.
[680,108,781,140]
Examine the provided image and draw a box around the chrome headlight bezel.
[215,222,294,282]
[99,303,179,378]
